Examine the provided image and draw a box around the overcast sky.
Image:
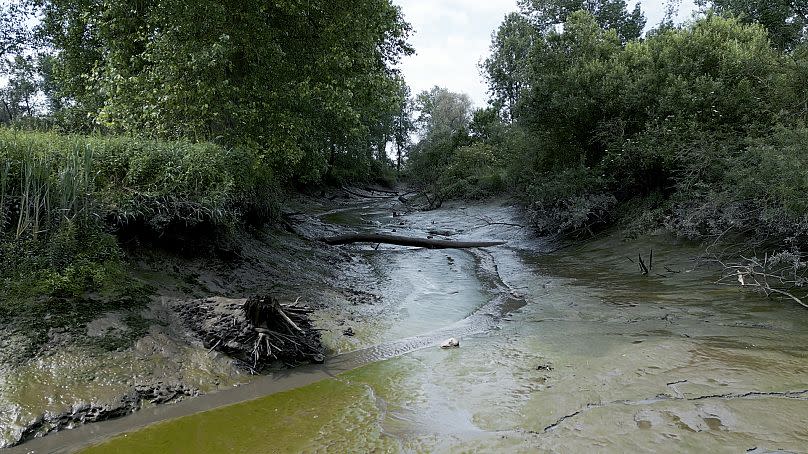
[393,0,699,107]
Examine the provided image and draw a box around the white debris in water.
[440,338,460,348]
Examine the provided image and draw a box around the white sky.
[393,0,699,107]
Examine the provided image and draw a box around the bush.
[666,125,808,246]
[524,167,616,235]
[438,143,507,200]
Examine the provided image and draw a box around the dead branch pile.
[716,250,808,309]
[176,295,324,372]
[242,295,324,367]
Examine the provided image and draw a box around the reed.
[0,127,278,300]
[0,127,278,243]
[0,133,97,242]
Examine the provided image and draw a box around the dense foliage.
[3,0,412,184]
[406,87,508,206]
[408,1,808,255]
[0,1,414,301]
[3,0,808,302]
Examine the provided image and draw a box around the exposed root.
[177,294,324,371]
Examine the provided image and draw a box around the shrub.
[524,167,616,235]
[438,143,507,200]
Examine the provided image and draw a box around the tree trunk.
[320,233,506,249]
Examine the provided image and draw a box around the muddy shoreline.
[10,230,528,453]
[6,190,808,453]
[0,188,405,449]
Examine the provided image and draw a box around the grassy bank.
[0,128,279,307]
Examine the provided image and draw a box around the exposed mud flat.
[45,198,808,454]
[7,192,808,453]
[0,190,384,449]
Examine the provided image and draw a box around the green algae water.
[77,209,808,453]
[80,378,395,454]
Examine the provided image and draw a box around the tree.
[0,0,33,60]
[469,107,506,143]
[484,1,644,121]
[482,12,536,120]
[36,0,413,182]
[392,83,414,171]
[406,87,477,206]
[517,0,646,43]
[696,0,808,50]
[1,54,41,120]
[518,11,622,168]
[414,86,473,140]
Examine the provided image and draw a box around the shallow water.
[16,200,808,453]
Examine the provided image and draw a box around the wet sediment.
[7,193,808,453]
[64,198,808,454]
[0,190,384,449]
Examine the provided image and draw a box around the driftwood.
[340,186,398,199]
[321,233,506,249]
[716,254,808,310]
[242,295,324,367]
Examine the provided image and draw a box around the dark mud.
[15,382,197,446]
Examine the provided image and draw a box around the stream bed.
[12,199,808,453]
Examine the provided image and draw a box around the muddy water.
[16,200,808,453]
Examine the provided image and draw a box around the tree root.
[243,295,324,368]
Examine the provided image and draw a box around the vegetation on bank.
[0,129,274,303]
[407,2,808,250]
[0,0,412,306]
[2,0,807,308]
[402,0,807,304]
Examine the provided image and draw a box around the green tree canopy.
[414,86,474,140]
[697,0,808,50]
[34,0,413,182]
[482,12,536,120]
[518,0,646,42]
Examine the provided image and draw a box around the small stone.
[440,337,460,348]
[342,327,355,337]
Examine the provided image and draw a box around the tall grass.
[0,132,96,241]
[0,128,277,237]
[0,127,279,301]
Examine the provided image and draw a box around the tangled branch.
[716,250,808,309]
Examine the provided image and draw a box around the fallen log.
[340,186,398,199]
[321,233,506,249]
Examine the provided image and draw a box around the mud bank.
[8,191,808,453]
[0,189,386,448]
[6,192,529,453]
[33,197,808,454]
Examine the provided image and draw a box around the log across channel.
[320,233,507,249]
